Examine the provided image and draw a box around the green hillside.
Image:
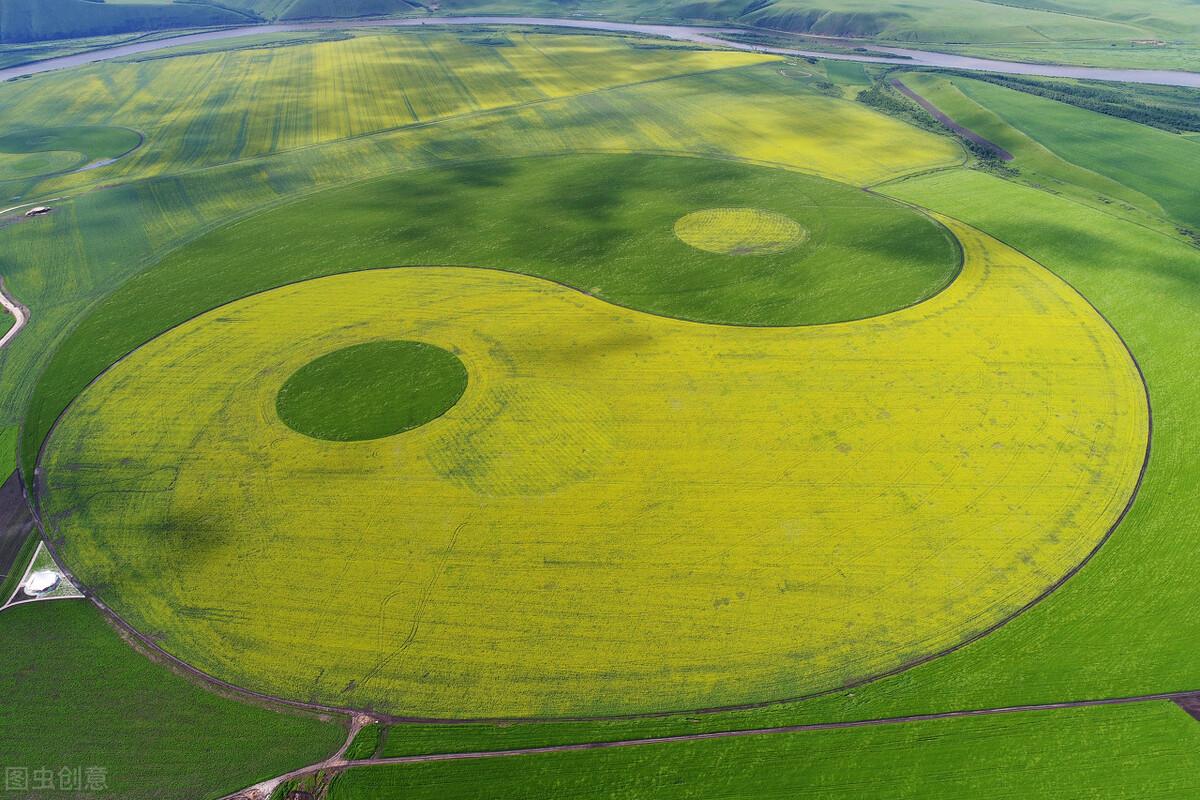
[5,0,1200,48]
[0,0,255,43]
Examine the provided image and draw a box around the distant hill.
[0,0,256,43]
[276,0,421,21]
[1,0,1193,47]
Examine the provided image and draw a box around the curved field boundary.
[891,78,1014,161]
[69,127,145,174]
[24,208,1152,725]
[0,127,144,183]
[0,277,29,350]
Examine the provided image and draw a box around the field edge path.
[0,277,29,350]
[219,688,1200,800]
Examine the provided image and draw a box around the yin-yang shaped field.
[36,155,1147,719]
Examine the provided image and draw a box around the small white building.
[24,206,52,217]
[24,569,60,596]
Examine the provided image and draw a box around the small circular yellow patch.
[673,208,807,256]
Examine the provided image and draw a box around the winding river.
[2,16,1199,87]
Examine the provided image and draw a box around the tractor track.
[0,277,29,350]
[223,687,1200,799]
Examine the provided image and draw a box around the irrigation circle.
[673,207,807,256]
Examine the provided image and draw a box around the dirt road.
[0,278,28,350]
[891,77,1014,161]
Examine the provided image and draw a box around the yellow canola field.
[40,218,1147,718]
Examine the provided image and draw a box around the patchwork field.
[1,18,1198,800]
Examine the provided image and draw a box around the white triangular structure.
[1,541,83,611]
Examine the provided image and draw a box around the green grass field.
[0,601,343,800]
[330,703,1200,799]
[0,150,80,182]
[0,524,37,605]
[0,0,249,44]
[343,724,384,760]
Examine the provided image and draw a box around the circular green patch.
[276,340,467,441]
[673,208,807,255]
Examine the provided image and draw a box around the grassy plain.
[0,0,246,45]
[331,703,1200,799]
[0,525,36,605]
[39,212,1145,717]
[0,422,13,484]
[0,600,343,800]
[58,153,957,328]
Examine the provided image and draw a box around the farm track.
[2,16,1200,87]
[890,77,1014,161]
[224,688,1200,799]
[0,277,29,350]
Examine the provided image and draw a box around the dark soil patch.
[0,471,34,583]
[892,78,1014,161]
